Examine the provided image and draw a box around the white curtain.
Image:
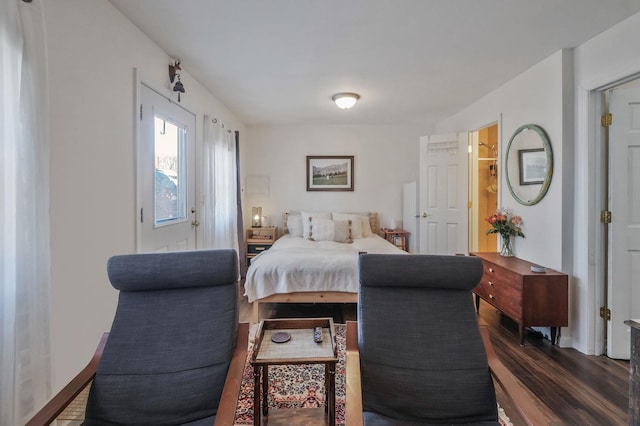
[0,1,52,425]
[203,116,239,255]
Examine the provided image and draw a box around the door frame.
[597,77,640,358]
[468,119,502,253]
[587,72,640,356]
[133,70,198,252]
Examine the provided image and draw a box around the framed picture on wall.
[518,148,546,185]
[306,156,354,191]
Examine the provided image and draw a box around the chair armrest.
[345,321,364,426]
[480,326,562,426]
[214,322,249,426]
[25,332,109,426]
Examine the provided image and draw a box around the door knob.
[421,213,429,218]
[191,220,200,227]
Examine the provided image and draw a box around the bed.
[244,212,407,322]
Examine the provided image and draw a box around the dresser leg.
[474,294,480,313]
[550,327,559,345]
[519,324,525,345]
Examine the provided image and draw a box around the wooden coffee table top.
[251,318,337,365]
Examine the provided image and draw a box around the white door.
[418,133,470,255]
[607,85,640,359]
[138,84,197,252]
[403,181,418,253]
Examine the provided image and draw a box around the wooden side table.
[250,318,338,426]
[379,228,410,252]
[246,226,278,267]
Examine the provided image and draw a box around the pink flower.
[485,208,525,239]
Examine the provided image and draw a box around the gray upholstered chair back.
[85,249,239,426]
[358,254,498,425]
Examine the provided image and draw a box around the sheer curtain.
[0,1,52,425]
[202,116,239,255]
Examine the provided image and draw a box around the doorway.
[600,77,640,359]
[469,124,499,253]
[138,84,197,252]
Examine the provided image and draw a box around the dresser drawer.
[480,279,522,319]
[483,263,521,290]
[248,244,271,254]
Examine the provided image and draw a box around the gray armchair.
[27,249,248,426]
[346,254,556,425]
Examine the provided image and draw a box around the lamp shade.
[332,92,360,109]
[252,207,262,227]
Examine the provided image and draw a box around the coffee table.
[250,318,338,426]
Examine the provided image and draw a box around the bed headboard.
[283,212,379,235]
[368,212,379,235]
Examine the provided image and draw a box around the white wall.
[433,10,640,354]
[572,12,640,354]
[43,0,245,392]
[434,49,573,344]
[244,124,425,231]
[435,50,570,270]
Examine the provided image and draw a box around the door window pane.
[154,116,187,225]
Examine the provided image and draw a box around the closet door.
[418,133,469,255]
[607,85,640,359]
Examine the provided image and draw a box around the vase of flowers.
[485,208,524,257]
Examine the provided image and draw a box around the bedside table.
[246,227,278,267]
[379,228,410,252]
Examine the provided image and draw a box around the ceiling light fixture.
[332,92,360,109]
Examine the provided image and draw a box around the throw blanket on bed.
[244,234,406,302]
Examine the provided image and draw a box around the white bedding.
[244,234,407,302]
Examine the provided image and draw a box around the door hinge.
[140,104,143,121]
[600,307,611,321]
[600,210,612,224]
[140,208,144,223]
[601,113,612,127]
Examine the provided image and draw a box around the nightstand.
[246,226,278,267]
[379,228,410,252]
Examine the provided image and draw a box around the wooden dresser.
[470,252,568,345]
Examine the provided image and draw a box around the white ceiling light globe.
[332,93,360,109]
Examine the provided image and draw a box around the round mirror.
[505,124,553,206]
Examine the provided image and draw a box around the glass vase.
[500,234,514,257]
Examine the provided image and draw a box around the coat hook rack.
[168,61,185,102]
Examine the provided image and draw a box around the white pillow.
[305,219,353,243]
[333,213,363,238]
[301,211,332,239]
[287,214,303,237]
[360,215,373,237]
[333,219,353,243]
[307,218,334,241]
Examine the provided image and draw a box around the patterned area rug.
[233,323,512,425]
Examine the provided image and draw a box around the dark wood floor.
[239,293,630,425]
[477,303,629,426]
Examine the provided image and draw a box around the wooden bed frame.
[250,212,379,323]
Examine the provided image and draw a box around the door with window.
[138,84,197,252]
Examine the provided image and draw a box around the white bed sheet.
[244,234,407,302]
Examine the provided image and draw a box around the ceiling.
[109,0,640,127]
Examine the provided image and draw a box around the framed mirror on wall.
[505,124,553,206]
